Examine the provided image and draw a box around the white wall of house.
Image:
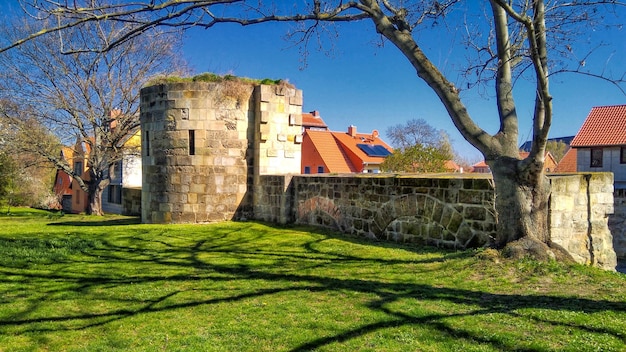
[577,147,626,189]
[102,153,142,214]
[122,154,142,188]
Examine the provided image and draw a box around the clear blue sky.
[2,2,624,161]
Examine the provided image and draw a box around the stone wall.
[256,174,497,249]
[139,81,302,224]
[610,189,626,259]
[549,173,616,270]
[254,172,618,270]
[122,187,142,216]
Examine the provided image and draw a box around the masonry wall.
[254,173,618,270]
[256,174,497,249]
[610,189,626,259]
[549,173,617,269]
[139,81,302,224]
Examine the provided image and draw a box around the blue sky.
[2,2,624,161]
[181,11,625,161]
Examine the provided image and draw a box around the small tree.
[545,140,568,163]
[384,118,454,173]
[0,14,184,215]
[381,144,451,173]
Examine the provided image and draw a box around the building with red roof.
[554,148,577,172]
[570,104,626,188]
[301,112,393,174]
[471,151,558,173]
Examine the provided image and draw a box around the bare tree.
[4,1,623,257]
[0,14,185,215]
[386,118,446,150]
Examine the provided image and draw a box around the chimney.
[348,125,357,137]
[311,110,320,117]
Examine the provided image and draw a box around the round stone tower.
[139,80,303,223]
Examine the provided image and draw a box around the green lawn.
[0,207,624,351]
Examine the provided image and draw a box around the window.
[317,166,324,173]
[304,166,311,174]
[621,147,626,164]
[108,185,122,204]
[73,161,83,176]
[189,130,195,155]
[590,148,603,168]
[145,131,150,156]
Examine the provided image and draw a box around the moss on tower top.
[145,72,293,88]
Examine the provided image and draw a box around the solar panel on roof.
[357,144,391,157]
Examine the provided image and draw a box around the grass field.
[0,207,624,351]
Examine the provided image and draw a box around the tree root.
[501,237,576,263]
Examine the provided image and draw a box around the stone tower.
[139,80,303,223]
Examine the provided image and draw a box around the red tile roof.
[331,131,393,166]
[305,130,357,173]
[302,111,328,129]
[570,105,626,147]
[554,148,577,172]
[302,126,393,173]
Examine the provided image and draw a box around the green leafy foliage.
[381,143,452,173]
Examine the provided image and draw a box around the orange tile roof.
[305,130,357,173]
[331,131,393,165]
[554,148,577,172]
[570,105,626,147]
[302,111,328,129]
[444,160,461,172]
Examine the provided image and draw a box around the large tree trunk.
[86,175,108,216]
[488,156,550,247]
[87,184,104,216]
[487,156,573,261]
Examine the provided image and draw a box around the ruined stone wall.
[549,173,616,270]
[610,189,626,259]
[255,173,618,270]
[139,81,302,224]
[256,174,497,249]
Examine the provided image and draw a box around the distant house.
[52,146,80,212]
[52,111,142,214]
[52,138,91,214]
[301,110,329,131]
[102,130,142,214]
[471,151,558,173]
[570,104,626,189]
[301,113,393,174]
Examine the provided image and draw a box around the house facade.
[570,105,626,190]
[101,131,142,215]
[53,130,142,215]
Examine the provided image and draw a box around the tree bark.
[488,157,550,247]
[87,182,105,216]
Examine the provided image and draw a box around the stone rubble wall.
[255,172,618,270]
[256,174,498,249]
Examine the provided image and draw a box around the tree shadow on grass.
[0,222,624,351]
[47,217,141,227]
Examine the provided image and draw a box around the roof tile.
[570,105,626,147]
